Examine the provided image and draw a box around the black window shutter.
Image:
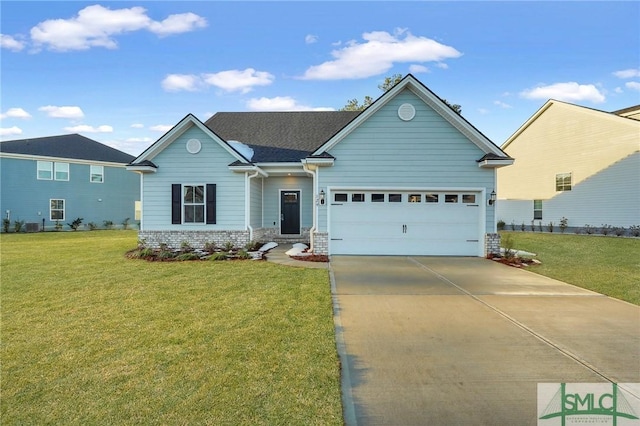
[206,184,216,224]
[171,184,181,224]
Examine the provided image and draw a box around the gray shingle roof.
[205,111,360,162]
[0,134,135,163]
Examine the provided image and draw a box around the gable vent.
[186,138,201,154]
[398,103,416,121]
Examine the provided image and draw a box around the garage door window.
[445,194,459,203]
[462,194,476,204]
[389,194,402,202]
[352,193,365,202]
[371,193,385,202]
[334,193,348,202]
[409,194,422,203]
[426,194,439,203]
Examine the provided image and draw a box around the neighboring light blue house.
[127,75,513,256]
[0,134,140,231]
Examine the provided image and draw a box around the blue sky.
[1,1,639,155]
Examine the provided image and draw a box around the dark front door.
[281,191,300,234]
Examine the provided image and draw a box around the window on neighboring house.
[50,199,65,221]
[54,162,69,181]
[171,184,216,224]
[90,165,104,183]
[533,200,543,220]
[555,172,572,191]
[37,161,53,180]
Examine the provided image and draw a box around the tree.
[340,73,462,114]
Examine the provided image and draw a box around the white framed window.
[183,185,205,223]
[533,200,543,220]
[54,162,69,181]
[37,161,53,180]
[555,173,572,191]
[90,165,104,183]
[50,199,65,221]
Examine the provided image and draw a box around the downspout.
[246,170,261,242]
[302,163,317,252]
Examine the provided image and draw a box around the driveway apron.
[330,256,640,425]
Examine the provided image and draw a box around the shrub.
[630,225,640,237]
[180,241,193,252]
[245,240,263,251]
[510,222,516,231]
[600,224,612,236]
[236,250,251,260]
[584,224,593,235]
[559,217,568,233]
[122,217,130,230]
[520,222,526,232]
[613,227,625,237]
[103,220,114,230]
[547,221,554,233]
[13,220,25,233]
[157,250,176,260]
[3,218,10,233]
[210,252,228,261]
[176,252,200,261]
[496,220,506,231]
[204,242,218,252]
[224,241,234,251]
[67,217,84,231]
[88,222,98,230]
[502,234,516,260]
[530,220,536,232]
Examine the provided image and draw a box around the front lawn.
[1,231,342,425]
[500,231,639,305]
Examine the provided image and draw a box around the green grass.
[501,231,640,305]
[1,231,342,425]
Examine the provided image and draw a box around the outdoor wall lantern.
[319,189,326,205]
[488,190,497,206]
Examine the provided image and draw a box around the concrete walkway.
[331,256,640,425]
[264,245,328,269]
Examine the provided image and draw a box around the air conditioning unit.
[25,222,40,233]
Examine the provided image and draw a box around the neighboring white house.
[497,101,640,230]
[127,75,513,256]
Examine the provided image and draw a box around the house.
[0,134,140,231]
[127,74,513,256]
[496,101,640,230]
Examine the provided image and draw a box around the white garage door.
[329,190,483,256]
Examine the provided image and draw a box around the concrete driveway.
[330,256,640,425]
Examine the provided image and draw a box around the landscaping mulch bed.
[290,254,329,263]
[488,255,540,268]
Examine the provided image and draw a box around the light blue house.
[0,134,140,231]
[127,75,513,256]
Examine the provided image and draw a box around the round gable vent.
[186,138,201,154]
[398,103,416,121]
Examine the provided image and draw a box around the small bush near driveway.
[0,231,342,425]
[500,231,639,305]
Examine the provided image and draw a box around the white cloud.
[126,137,153,142]
[38,105,84,118]
[301,29,462,80]
[305,34,318,44]
[30,5,206,52]
[247,96,334,112]
[435,63,449,70]
[64,124,113,133]
[163,69,275,93]
[148,12,207,37]
[614,87,623,94]
[162,74,201,92]
[0,107,32,119]
[130,123,144,128]
[150,124,173,132]
[477,108,490,115]
[203,69,275,94]
[626,81,640,91]
[613,68,640,79]
[409,64,430,74]
[0,126,23,136]
[0,34,25,51]
[520,82,605,103]
[493,100,512,109]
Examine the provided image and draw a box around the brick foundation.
[138,230,250,249]
[312,231,329,255]
[484,233,501,256]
